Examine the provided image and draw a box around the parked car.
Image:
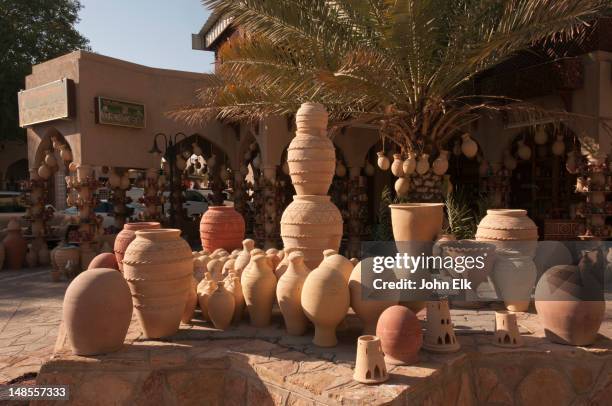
[162,189,210,219]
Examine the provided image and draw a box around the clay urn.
[181,277,198,324]
[63,268,132,355]
[402,152,417,175]
[196,272,217,321]
[234,239,255,274]
[390,154,404,177]
[476,209,538,257]
[388,203,444,249]
[114,222,160,272]
[353,335,389,384]
[87,253,119,270]
[199,206,245,253]
[122,229,192,339]
[535,250,605,346]
[274,247,299,279]
[376,305,422,365]
[377,152,390,171]
[3,219,26,270]
[242,253,277,327]
[207,281,236,330]
[461,133,478,158]
[349,260,397,335]
[226,275,245,323]
[276,251,310,335]
[301,252,350,347]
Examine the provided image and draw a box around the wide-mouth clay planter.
[476,209,538,258]
[114,222,160,272]
[389,203,444,249]
[199,206,245,253]
[353,335,389,384]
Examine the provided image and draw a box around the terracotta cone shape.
[242,254,277,327]
[423,300,460,353]
[376,305,422,365]
[63,268,132,355]
[199,206,245,253]
[281,195,343,269]
[182,277,198,324]
[207,281,235,330]
[196,272,217,321]
[353,335,389,384]
[122,229,192,339]
[114,222,160,272]
[476,209,538,258]
[226,275,245,323]
[493,311,523,348]
[276,251,310,335]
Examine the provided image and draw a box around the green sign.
[95,97,145,128]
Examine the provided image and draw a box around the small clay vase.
[376,305,422,365]
[390,153,404,177]
[274,247,299,279]
[3,219,26,269]
[276,251,310,335]
[242,254,277,327]
[88,253,119,270]
[181,277,198,324]
[353,335,389,384]
[493,311,523,348]
[63,268,132,355]
[196,272,218,321]
[226,275,245,323]
[234,239,255,274]
[377,152,390,171]
[207,281,236,330]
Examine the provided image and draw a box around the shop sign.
[95,96,145,128]
[18,79,74,127]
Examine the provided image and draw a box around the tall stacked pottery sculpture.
[199,206,245,253]
[281,103,343,269]
[122,229,192,338]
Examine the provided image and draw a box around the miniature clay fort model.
[423,299,461,353]
[114,222,160,272]
[376,305,422,365]
[353,335,389,384]
[199,206,245,253]
[493,311,524,348]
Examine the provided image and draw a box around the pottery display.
[63,268,132,355]
[287,103,335,195]
[475,209,538,257]
[181,277,198,324]
[276,251,310,335]
[353,335,389,384]
[199,206,245,253]
[423,300,460,353]
[207,281,235,330]
[3,219,26,269]
[242,253,277,327]
[377,152,390,171]
[196,272,218,321]
[535,250,605,346]
[281,195,343,269]
[376,305,422,364]
[87,253,119,270]
[349,260,397,335]
[493,311,523,348]
[491,250,536,312]
[301,251,350,347]
[114,222,160,272]
[122,229,192,339]
[390,154,404,177]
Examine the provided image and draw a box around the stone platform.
[34,304,612,406]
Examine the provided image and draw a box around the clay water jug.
[394,177,410,197]
[274,247,299,279]
[114,222,160,272]
[276,251,310,335]
[226,275,245,323]
[207,281,235,330]
[235,239,255,274]
[432,150,449,175]
[63,268,132,355]
[242,253,277,327]
[122,229,192,339]
[181,277,198,324]
[199,206,245,253]
[287,102,335,195]
[476,209,538,257]
[416,154,430,175]
[301,253,350,347]
[4,219,26,269]
[196,272,217,321]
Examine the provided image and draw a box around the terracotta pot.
[114,222,160,272]
[476,209,538,257]
[461,133,478,158]
[122,229,192,339]
[63,268,132,355]
[3,220,26,270]
[182,277,198,324]
[235,239,255,274]
[242,254,277,327]
[375,305,422,365]
[535,250,605,346]
[389,203,444,244]
[394,177,410,197]
[301,252,350,347]
[353,335,389,384]
[281,195,343,269]
[349,260,397,335]
[54,246,80,272]
[196,272,217,321]
[321,249,353,282]
[276,251,310,335]
[199,206,245,253]
[288,103,335,195]
[274,247,299,279]
[88,253,119,270]
[207,281,235,330]
[533,241,573,281]
[491,250,536,312]
[402,153,416,175]
[432,150,449,175]
[226,275,245,323]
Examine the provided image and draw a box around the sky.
[76,0,216,73]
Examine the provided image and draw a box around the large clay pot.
[535,250,605,346]
[276,251,310,335]
[376,305,422,365]
[114,222,160,272]
[301,253,350,347]
[54,246,80,272]
[287,103,335,195]
[122,229,192,339]
[3,220,26,270]
[476,209,538,257]
[199,206,245,253]
[88,253,119,270]
[242,254,277,327]
[281,195,343,269]
[491,250,537,312]
[207,281,235,330]
[63,268,132,355]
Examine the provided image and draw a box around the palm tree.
[172,0,609,156]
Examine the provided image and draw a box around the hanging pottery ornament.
[176,155,187,171]
[461,133,478,158]
[566,151,578,174]
[60,146,72,162]
[364,161,375,177]
[207,154,217,168]
[252,154,261,169]
[335,162,347,177]
[282,161,290,175]
[479,159,490,177]
[390,154,404,177]
[38,164,51,180]
[416,154,430,175]
[503,151,517,171]
[452,140,462,156]
[402,152,417,175]
[534,126,548,145]
[109,171,121,188]
[120,174,130,190]
[432,150,449,176]
[517,140,532,160]
[376,152,390,171]
[552,135,565,156]
[45,152,57,168]
[394,177,410,196]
